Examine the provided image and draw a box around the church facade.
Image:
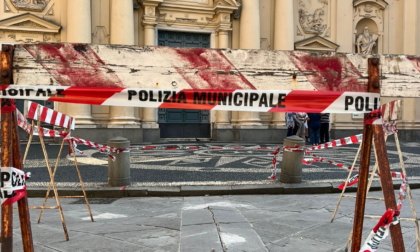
[0,0,419,143]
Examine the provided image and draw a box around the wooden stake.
[395,133,420,252]
[11,111,34,252]
[350,58,378,252]
[38,129,67,223]
[22,120,35,164]
[37,105,69,241]
[69,138,94,222]
[331,143,362,222]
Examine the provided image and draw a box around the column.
[66,0,94,125]
[215,30,231,126]
[272,0,294,127]
[403,0,418,55]
[142,9,159,128]
[237,0,261,126]
[109,0,139,126]
[273,0,294,51]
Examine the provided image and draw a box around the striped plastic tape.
[1,85,381,114]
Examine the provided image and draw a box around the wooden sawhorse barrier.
[17,103,94,241]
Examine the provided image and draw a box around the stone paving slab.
[5,189,420,252]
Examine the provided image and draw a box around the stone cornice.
[353,0,388,9]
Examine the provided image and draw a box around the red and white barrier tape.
[383,122,398,136]
[1,85,381,114]
[268,148,280,180]
[360,209,401,252]
[1,167,30,205]
[360,173,407,252]
[27,101,75,129]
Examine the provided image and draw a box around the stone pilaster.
[238,0,261,126]
[141,2,159,128]
[271,0,294,128]
[109,0,139,127]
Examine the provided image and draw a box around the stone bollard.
[280,135,305,183]
[107,137,131,187]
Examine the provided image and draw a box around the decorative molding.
[4,0,12,12]
[260,38,270,50]
[45,3,53,16]
[295,35,339,52]
[92,26,110,44]
[175,18,197,24]
[353,0,388,10]
[296,26,303,36]
[10,0,50,12]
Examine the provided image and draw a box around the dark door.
[157,31,211,138]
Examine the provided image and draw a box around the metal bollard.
[107,137,131,187]
[280,135,305,183]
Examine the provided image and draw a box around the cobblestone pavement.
[22,139,420,187]
[11,190,420,252]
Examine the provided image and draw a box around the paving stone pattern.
[10,190,420,251]
[23,141,420,186]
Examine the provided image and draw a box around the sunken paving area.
[23,140,420,187]
[11,190,420,251]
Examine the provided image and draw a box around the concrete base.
[212,128,287,142]
[143,128,160,142]
[61,128,144,144]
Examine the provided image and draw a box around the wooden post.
[1,44,15,252]
[350,58,378,251]
[11,111,34,252]
[372,131,405,250]
[1,44,34,252]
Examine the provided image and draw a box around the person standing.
[307,113,322,146]
[292,113,301,135]
[320,113,330,144]
[285,112,295,137]
[297,112,307,138]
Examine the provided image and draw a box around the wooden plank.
[10,44,420,97]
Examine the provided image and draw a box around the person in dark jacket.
[307,113,322,146]
[320,113,330,143]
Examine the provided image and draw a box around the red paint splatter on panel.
[285,51,367,92]
[23,44,124,88]
[157,47,256,90]
[407,55,420,73]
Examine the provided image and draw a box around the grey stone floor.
[10,189,420,252]
[23,140,420,187]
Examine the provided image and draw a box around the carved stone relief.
[146,7,155,16]
[298,0,329,35]
[10,0,50,12]
[11,20,47,28]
